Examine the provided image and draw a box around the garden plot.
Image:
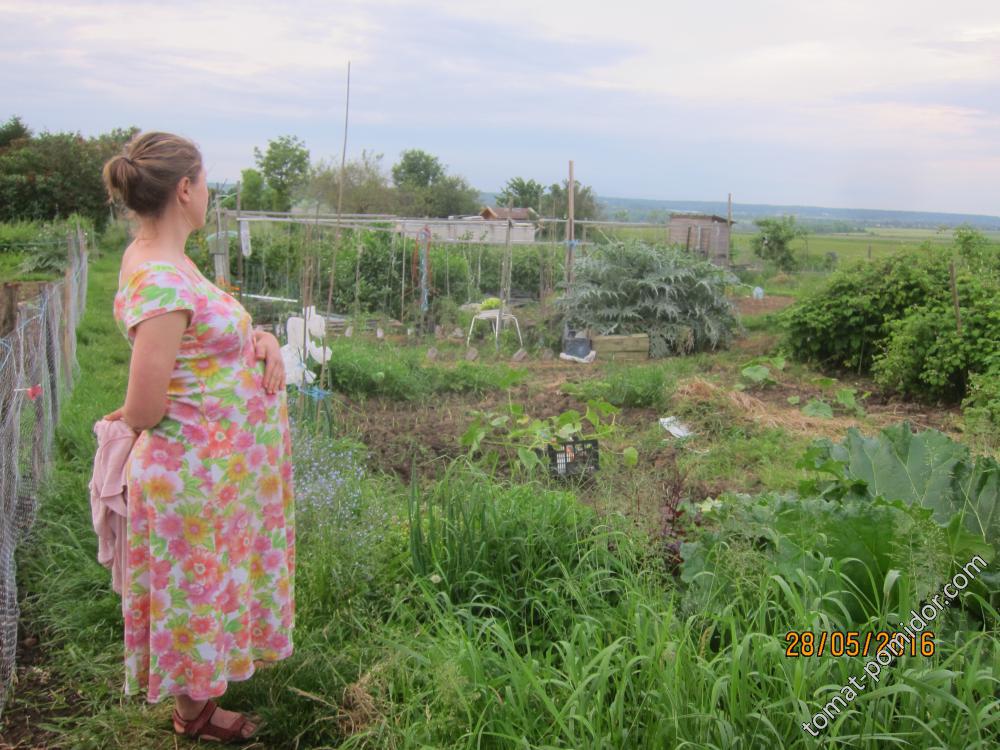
[313,328,965,531]
[6,234,998,750]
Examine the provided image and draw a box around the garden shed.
[668,213,731,267]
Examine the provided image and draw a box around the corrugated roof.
[669,212,731,223]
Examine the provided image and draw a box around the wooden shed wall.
[668,217,730,267]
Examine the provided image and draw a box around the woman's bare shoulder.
[119,245,192,286]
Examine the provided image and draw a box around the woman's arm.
[119,310,189,431]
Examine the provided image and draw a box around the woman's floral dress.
[113,254,295,703]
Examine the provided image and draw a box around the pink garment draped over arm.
[89,418,138,598]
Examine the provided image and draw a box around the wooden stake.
[61,232,74,385]
[400,233,406,322]
[949,261,962,334]
[498,217,512,352]
[317,60,352,407]
[567,160,575,243]
[565,159,575,288]
[236,181,243,303]
[213,191,228,286]
[353,233,363,318]
[538,245,545,316]
[0,283,17,338]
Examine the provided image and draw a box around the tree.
[235,168,280,211]
[391,149,444,189]
[253,135,309,211]
[497,177,544,210]
[540,180,602,221]
[391,149,479,217]
[750,216,806,271]
[305,149,397,214]
[0,115,31,150]
[423,174,479,217]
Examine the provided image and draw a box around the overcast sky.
[3,0,999,215]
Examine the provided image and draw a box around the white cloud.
[2,0,999,213]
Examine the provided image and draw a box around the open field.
[566,221,998,272]
[730,228,953,266]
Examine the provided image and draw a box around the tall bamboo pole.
[317,60,351,403]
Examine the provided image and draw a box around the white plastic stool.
[466,308,523,347]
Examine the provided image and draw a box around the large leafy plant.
[801,423,999,567]
[555,240,739,357]
[681,423,997,626]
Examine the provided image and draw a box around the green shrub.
[0,220,49,251]
[99,219,129,255]
[782,249,951,373]
[784,229,1000,405]
[872,273,1000,401]
[749,215,806,271]
[963,357,1000,452]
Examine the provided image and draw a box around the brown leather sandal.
[172,699,260,743]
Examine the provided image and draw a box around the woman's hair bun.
[102,132,202,219]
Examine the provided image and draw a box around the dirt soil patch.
[335,361,603,482]
[0,629,80,750]
[734,295,796,316]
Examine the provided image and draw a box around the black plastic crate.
[562,329,592,358]
[536,438,600,479]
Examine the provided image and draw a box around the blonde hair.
[102,131,203,219]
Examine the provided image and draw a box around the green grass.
[6,231,998,749]
[730,228,953,266]
[319,337,528,401]
[561,354,746,411]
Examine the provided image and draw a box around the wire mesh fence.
[0,227,89,719]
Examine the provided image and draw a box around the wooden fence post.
[0,283,18,339]
[61,232,74,386]
[949,262,962,334]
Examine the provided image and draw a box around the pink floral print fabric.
[113,254,295,703]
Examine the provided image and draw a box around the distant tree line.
[232,138,603,222]
[230,141,483,218]
[0,115,604,226]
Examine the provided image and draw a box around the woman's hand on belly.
[253,331,286,395]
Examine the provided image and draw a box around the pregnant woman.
[101,132,295,743]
